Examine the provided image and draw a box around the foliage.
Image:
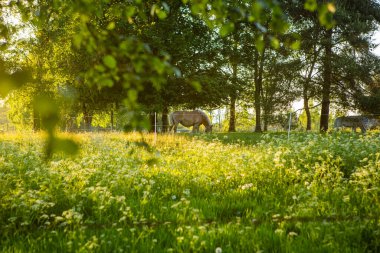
[0,132,380,252]
[2,0,380,157]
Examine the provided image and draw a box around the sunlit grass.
[0,131,379,252]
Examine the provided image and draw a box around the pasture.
[0,132,379,252]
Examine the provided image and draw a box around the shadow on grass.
[184,131,299,146]
[179,130,379,146]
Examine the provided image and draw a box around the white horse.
[169,110,213,133]
[334,116,380,133]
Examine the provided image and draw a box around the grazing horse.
[334,116,380,133]
[169,110,213,133]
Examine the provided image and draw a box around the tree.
[1,0,341,157]
[285,0,380,132]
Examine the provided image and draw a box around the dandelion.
[288,231,298,237]
[215,247,222,253]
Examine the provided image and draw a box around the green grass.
[0,131,380,252]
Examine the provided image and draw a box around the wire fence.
[0,124,17,133]
[1,110,379,135]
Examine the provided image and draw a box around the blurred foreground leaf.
[0,69,32,98]
[318,3,336,29]
[46,137,79,158]
[34,95,79,159]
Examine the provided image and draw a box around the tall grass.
[0,132,379,252]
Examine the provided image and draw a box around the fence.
[1,111,379,137]
[0,124,17,132]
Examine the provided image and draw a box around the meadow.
[0,131,379,252]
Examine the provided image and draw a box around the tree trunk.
[263,107,268,131]
[228,61,237,132]
[162,105,169,133]
[149,113,155,133]
[254,44,266,132]
[110,110,114,131]
[254,50,261,132]
[303,96,312,131]
[83,103,92,131]
[304,48,319,131]
[229,32,239,132]
[320,29,333,132]
[228,92,236,132]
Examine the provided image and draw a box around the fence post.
[154,112,157,146]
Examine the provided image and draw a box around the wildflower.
[241,183,253,190]
[275,229,284,235]
[215,247,222,253]
[183,189,190,196]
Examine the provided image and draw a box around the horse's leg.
[192,124,200,133]
[173,123,178,133]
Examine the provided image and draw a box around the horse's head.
[205,124,213,133]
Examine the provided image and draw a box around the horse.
[334,115,380,133]
[169,110,213,133]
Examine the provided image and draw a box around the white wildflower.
[241,183,253,190]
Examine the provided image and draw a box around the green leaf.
[220,22,234,37]
[95,64,105,72]
[0,69,32,97]
[53,138,79,155]
[290,40,301,50]
[304,0,317,11]
[251,2,264,19]
[190,81,202,92]
[99,78,114,87]
[33,95,59,132]
[107,22,115,30]
[156,9,167,20]
[45,137,79,159]
[255,36,265,53]
[125,6,136,17]
[103,55,117,69]
[128,89,138,102]
[270,37,280,49]
[318,4,336,29]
